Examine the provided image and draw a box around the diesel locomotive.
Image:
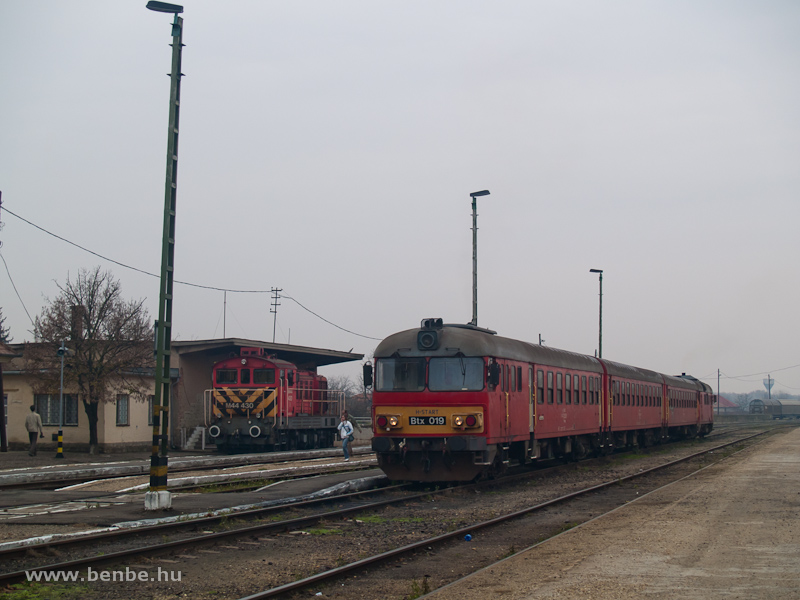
[368,319,714,481]
[204,347,343,453]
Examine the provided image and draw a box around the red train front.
[370,319,714,482]
[204,347,342,453]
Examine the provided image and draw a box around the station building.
[0,339,361,453]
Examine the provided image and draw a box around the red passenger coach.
[204,347,342,453]
[369,319,714,482]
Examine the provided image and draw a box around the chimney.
[70,305,86,340]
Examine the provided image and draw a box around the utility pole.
[56,341,66,458]
[469,190,490,326]
[270,288,282,343]
[145,0,185,511]
[717,368,720,416]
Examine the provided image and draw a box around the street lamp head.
[470,190,490,198]
[146,1,183,13]
[589,269,603,274]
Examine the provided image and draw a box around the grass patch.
[1,583,90,599]
[408,576,431,599]
[356,514,386,524]
[307,528,342,536]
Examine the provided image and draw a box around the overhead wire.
[2,205,381,341]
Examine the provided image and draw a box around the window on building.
[35,394,79,426]
[116,394,129,426]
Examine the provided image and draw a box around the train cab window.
[429,357,484,391]
[556,373,563,404]
[565,374,572,404]
[375,358,427,392]
[547,371,554,404]
[216,369,237,385]
[582,376,587,404]
[537,370,544,404]
[240,369,251,385]
[253,369,276,385]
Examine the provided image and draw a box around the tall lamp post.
[589,269,603,358]
[470,190,490,326]
[145,0,184,511]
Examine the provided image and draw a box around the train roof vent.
[241,347,265,357]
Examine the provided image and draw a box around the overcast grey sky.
[1,1,798,395]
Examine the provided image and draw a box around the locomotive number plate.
[409,416,446,426]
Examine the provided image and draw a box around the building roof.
[717,395,739,409]
[0,342,21,364]
[172,338,363,368]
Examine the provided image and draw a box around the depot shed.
[171,339,362,449]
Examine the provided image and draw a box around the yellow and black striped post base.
[55,430,64,459]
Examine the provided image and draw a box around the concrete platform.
[424,428,800,599]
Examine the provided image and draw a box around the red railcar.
[370,319,714,481]
[204,347,342,453]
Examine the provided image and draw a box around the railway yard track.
[1,423,792,599]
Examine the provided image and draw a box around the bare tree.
[25,267,153,453]
[0,308,11,343]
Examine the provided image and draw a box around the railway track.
[0,446,373,491]
[0,426,780,594]
[237,428,776,599]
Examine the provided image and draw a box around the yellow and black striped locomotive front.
[206,349,339,453]
[208,387,279,450]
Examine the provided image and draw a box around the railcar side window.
[547,371,554,404]
[253,369,276,385]
[565,374,572,405]
[556,373,563,404]
[613,380,619,405]
[375,358,427,392]
[537,370,544,404]
[573,377,579,404]
[582,376,587,404]
[429,357,484,391]
[216,369,237,385]
[517,367,522,392]
[510,366,516,393]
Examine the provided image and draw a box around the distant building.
[1,338,361,453]
[717,395,745,415]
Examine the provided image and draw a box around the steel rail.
[236,430,771,600]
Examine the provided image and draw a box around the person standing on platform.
[337,413,354,462]
[25,405,44,456]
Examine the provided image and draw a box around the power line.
[0,252,35,327]
[2,205,382,341]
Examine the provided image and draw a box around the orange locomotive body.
[205,347,342,453]
[370,319,714,481]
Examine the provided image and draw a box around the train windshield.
[375,358,426,392]
[429,357,484,391]
[216,369,237,385]
[253,369,275,385]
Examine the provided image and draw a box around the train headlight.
[249,425,262,438]
[375,414,402,431]
[451,413,482,430]
[209,425,221,438]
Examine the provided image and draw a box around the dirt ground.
[424,428,800,599]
